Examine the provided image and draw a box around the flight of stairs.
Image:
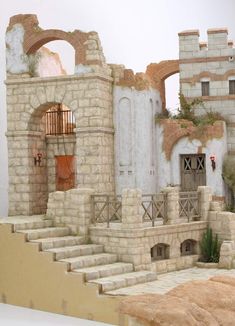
[12,215,157,294]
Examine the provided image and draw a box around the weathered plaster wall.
[156,121,227,196]
[114,86,162,195]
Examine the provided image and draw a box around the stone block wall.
[6,74,114,216]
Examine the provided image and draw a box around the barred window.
[229,80,235,95]
[201,81,210,96]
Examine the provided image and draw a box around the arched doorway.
[28,101,76,214]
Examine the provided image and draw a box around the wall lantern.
[209,155,216,171]
[34,152,42,166]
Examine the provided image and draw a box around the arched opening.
[31,40,75,77]
[165,73,180,115]
[180,239,197,256]
[151,243,170,261]
[28,102,76,213]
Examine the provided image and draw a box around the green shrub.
[200,228,220,263]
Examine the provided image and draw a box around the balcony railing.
[179,191,199,221]
[141,193,167,226]
[91,194,122,227]
[46,110,75,135]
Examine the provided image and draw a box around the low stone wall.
[209,210,235,242]
[90,222,206,271]
[153,255,199,274]
[46,188,94,236]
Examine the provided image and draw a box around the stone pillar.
[198,186,212,221]
[163,187,179,225]
[219,240,234,269]
[121,189,143,229]
[69,188,94,236]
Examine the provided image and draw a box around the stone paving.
[106,267,235,296]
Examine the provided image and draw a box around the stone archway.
[146,60,179,110]
[6,72,115,216]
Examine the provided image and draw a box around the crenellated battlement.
[179,28,235,59]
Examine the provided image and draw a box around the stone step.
[45,244,104,260]
[17,227,70,241]
[14,219,53,232]
[60,253,117,270]
[30,236,85,250]
[89,270,158,293]
[73,262,134,281]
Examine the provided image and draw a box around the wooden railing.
[179,191,199,221]
[91,194,122,227]
[141,193,167,226]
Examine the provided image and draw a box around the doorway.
[55,155,76,191]
[180,154,206,191]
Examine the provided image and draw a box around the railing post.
[91,195,95,224]
[163,187,180,225]
[121,188,143,229]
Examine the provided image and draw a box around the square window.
[229,80,235,95]
[201,81,210,96]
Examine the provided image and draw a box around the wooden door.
[180,154,206,191]
[55,155,75,191]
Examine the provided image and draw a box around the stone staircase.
[11,215,157,294]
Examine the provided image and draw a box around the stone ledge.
[5,73,113,85]
[89,221,207,238]
[75,127,114,134]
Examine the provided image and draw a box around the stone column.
[121,189,143,229]
[198,186,212,221]
[163,187,179,225]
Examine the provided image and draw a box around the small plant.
[199,227,221,263]
[155,93,225,126]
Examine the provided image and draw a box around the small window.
[201,81,210,96]
[229,80,235,95]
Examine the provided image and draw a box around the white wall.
[114,86,162,194]
[156,122,227,196]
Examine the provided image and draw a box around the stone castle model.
[1,14,235,325]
